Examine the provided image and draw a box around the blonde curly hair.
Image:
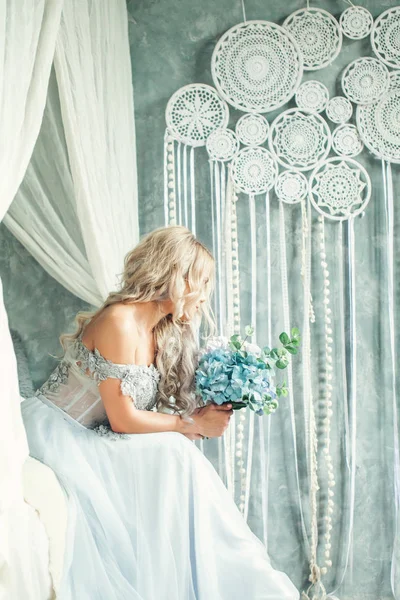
[59,225,217,418]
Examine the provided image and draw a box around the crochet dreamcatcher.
[163,4,400,599]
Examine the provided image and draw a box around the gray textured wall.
[1,1,399,598]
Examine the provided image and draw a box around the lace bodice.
[35,335,161,430]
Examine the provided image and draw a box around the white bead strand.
[166,134,177,225]
[318,214,336,576]
[230,186,247,516]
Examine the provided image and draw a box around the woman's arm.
[89,308,232,436]
[85,310,198,435]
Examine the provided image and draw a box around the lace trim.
[92,423,133,441]
[72,338,160,411]
[35,361,71,397]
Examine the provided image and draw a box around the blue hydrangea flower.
[195,336,279,415]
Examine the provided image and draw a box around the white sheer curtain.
[4,0,139,306]
[53,0,139,299]
[3,69,103,307]
[0,1,63,598]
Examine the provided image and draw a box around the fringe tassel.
[279,198,311,559]
[384,160,400,600]
[190,146,196,235]
[243,193,257,523]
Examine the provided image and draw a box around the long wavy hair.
[58,225,216,418]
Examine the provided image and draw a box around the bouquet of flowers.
[195,325,301,416]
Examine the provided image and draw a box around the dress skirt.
[21,395,300,600]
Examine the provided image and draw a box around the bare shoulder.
[83,303,140,363]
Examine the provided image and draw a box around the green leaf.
[276,357,289,369]
[230,334,241,344]
[285,344,298,355]
[276,382,289,397]
[244,325,255,336]
[279,332,290,345]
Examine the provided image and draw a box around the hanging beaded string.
[165,132,177,225]
[299,195,325,599]
[318,214,336,577]
[223,166,236,498]
[229,184,248,515]
[163,130,169,225]
[242,194,257,522]
[301,198,316,325]
[302,376,327,600]
[220,166,233,496]
[301,211,326,600]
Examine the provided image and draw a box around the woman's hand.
[188,402,233,439]
[181,406,207,440]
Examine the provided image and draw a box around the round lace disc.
[326,96,353,124]
[235,113,269,146]
[371,7,400,70]
[342,57,390,105]
[165,84,229,147]
[340,6,373,40]
[269,108,331,172]
[274,170,308,204]
[206,128,239,161]
[231,146,278,195]
[309,157,371,221]
[332,124,364,157]
[211,20,303,113]
[356,72,400,163]
[283,8,343,71]
[295,80,329,113]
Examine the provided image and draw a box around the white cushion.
[22,456,68,597]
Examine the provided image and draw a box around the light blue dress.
[21,334,300,600]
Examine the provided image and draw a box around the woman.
[21,225,300,600]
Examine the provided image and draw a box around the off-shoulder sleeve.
[74,340,160,411]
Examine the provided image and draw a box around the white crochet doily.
[231,146,278,195]
[274,170,308,204]
[340,6,373,40]
[206,128,239,161]
[269,108,331,171]
[165,84,229,147]
[332,124,364,157]
[326,96,353,124]
[211,20,303,113]
[342,57,390,105]
[295,80,329,113]
[283,8,342,71]
[309,157,371,221]
[235,113,269,146]
[356,72,400,164]
[371,7,400,70]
